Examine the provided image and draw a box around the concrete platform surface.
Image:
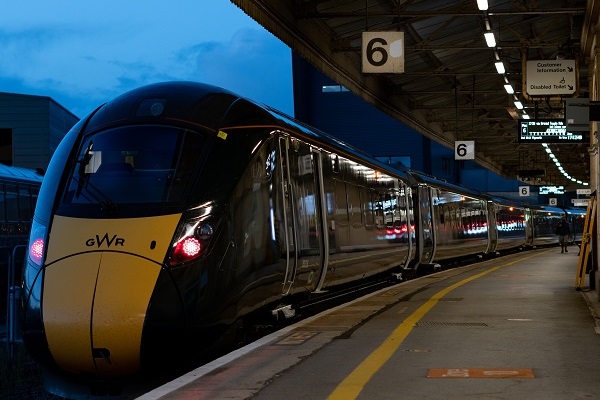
[138,248,600,400]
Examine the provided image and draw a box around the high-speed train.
[20,82,585,397]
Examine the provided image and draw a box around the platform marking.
[508,318,533,321]
[326,250,548,400]
[427,368,534,378]
[276,331,318,345]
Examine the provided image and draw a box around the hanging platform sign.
[454,141,475,160]
[362,32,404,73]
[525,60,576,96]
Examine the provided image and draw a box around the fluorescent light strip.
[495,61,505,74]
[484,32,496,47]
[476,4,586,185]
[542,144,588,186]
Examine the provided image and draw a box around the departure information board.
[518,119,585,143]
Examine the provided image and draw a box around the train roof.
[530,205,566,214]
[487,196,530,209]
[0,164,44,185]
[87,81,412,183]
[262,105,413,182]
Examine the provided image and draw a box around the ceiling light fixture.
[495,61,505,74]
[475,3,587,186]
[542,143,588,186]
[484,32,496,47]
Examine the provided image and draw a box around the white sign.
[526,60,576,96]
[519,186,530,197]
[362,32,404,73]
[455,141,475,160]
[549,198,557,206]
[573,199,589,206]
[577,189,592,195]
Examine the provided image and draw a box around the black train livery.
[21,82,585,396]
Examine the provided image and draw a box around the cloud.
[0,4,293,118]
[177,28,293,113]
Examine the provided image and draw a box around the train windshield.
[62,125,206,209]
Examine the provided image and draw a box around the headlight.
[27,220,48,267]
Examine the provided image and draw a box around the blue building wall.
[292,52,431,174]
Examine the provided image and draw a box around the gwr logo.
[86,233,125,248]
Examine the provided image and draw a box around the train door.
[279,136,328,293]
[276,136,298,294]
[486,201,498,253]
[404,186,416,266]
[524,209,534,246]
[416,184,435,264]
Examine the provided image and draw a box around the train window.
[331,155,340,174]
[373,191,384,229]
[62,125,206,206]
[361,186,374,226]
[384,192,394,229]
[347,182,362,225]
[438,205,445,225]
[334,179,349,225]
[5,184,18,222]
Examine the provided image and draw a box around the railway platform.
[138,247,600,400]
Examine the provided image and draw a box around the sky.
[0,0,294,118]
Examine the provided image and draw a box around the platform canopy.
[233,0,595,187]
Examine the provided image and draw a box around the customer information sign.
[526,60,576,96]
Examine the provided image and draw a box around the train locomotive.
[20,81,583,397]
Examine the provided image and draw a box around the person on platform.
[555,216,571,253]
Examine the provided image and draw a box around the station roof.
[233,0,595,188]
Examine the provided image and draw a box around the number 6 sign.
[455,141,475,160]
[362,32,404,73]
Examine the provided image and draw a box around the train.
[0,164,44,249]
[19,81,586,398]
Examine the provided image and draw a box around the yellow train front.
[21,82,293,394]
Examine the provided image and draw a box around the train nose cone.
[43,252,162,376]
[41,214,180,377]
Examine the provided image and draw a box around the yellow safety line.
[327,250,549,400]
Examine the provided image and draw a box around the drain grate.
[415,321,488,327]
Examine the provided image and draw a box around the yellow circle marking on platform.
[326,251,547,400]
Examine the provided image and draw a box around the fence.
[1,245,26,360]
